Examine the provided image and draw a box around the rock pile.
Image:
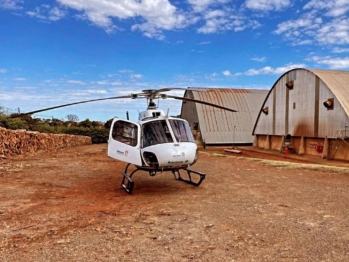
[0,127,92,156]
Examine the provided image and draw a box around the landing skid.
[120,163,206,194]
[171,169,206,186]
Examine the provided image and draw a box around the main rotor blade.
[155,87,186,93]
[11,95,133,118]
[157,87,207,93]
[165,95,237,112]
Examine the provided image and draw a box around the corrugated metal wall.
[181,88,268,144]
[253,68,349,139]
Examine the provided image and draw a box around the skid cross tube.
[120,164,206,194]
[171,169,206,186]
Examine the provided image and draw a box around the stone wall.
[0,127,92,157]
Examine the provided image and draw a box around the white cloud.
[0,0,22,10]
[188,0,230,13]
[86,89,108,94]
[94,81,110,85]
[274,12,321,36]
[110,70,144,81]
[198,11,260,34]
[67,80,86,85]
[0,68,8,73]
[57,0,189,39]
[191,49,204,53]
[199,41,211,45]
[111,81,123,86]
[131,74,143,80]
[118,69,133,74]
[316,18,349,45]
[274,1,349,46]
[188,0,215,13]
[304,0,349,17]
[26,5,66,21]
[332,47,349,53]
[205,9,225,20]
[251,56,266,62]
[131,23,165,40]
[10,0,261,39]
[198,9,228,33]
[222,70,232,76]
[49,0,260,37]
[308,55,349,69]
[186,0,261,34]
[244,63,306,76]
[48,6,67,21]
[245,0,292,11]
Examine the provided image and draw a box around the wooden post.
[253,135,257,147]
[279,134,285,152]
[322,136,328,159]
[299,136,305,155]
[264,134,270,150]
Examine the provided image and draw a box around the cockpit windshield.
[142,119,195,148]
[169,119,194,143]
[142,120,173,148]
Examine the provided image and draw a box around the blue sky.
[1,0,349,122]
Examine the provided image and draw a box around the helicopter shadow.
[115,169,202,196]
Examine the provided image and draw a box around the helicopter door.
[108,118,142,166]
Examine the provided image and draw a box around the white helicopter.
[13,88,237,194]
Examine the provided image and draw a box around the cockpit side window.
[112,120,138,147]
[169,119,195,143]
[142,120,173,148]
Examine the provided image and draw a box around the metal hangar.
[181,88,268,146]
[252,68,349,161]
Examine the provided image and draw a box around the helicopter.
[12,88,237,194]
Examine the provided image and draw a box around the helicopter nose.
[191,149,198,165]
[143,151,159,168]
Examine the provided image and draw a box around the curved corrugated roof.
[181,88,268,144]
[309,69,349,116]
[252,68,349,135]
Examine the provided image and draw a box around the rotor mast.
[147,97,157,109]
[143,89,158,110]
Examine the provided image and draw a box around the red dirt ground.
[1,144,349,261]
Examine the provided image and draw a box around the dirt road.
[1,144,349,261]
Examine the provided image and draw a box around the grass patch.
[253,159,349,173]
[211,153,227,157]
[206,149,349,173]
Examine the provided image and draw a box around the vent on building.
[286,81,294,90]
[323,98,334,110]
[261,107,269,115]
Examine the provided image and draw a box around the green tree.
[0,117,29,130]
[66,114,79,122]
[32,123,56,133]
[104,118,114,130]
[10,113,36,129]
[50,118,64,127]
[80,119,92,128]
[91,121,103,128]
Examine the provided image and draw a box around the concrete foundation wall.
[255,134,349,161]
